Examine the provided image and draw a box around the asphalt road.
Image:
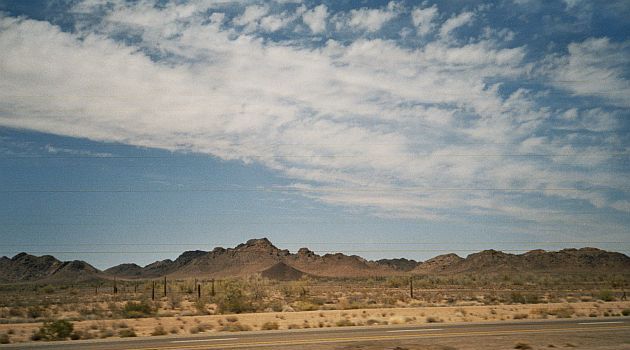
[5,317,629,350]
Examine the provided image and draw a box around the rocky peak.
[176,250,207,264]
[11,252,31,261]
[236,238,279,252]
[524,249,546,255]
[297,247,316,257]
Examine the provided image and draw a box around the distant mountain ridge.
[0,253,101,283]
[2,238,629,283]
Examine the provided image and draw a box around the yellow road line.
[129,325,630,350]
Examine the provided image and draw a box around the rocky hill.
[412,248,630,275]
[0,253,101,283]
[3,239,630,283]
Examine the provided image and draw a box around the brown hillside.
[413,253,464,274]
[261,262,306,281]
[415,248,630,275]
[0,253,102,283]
[5,240,630,283]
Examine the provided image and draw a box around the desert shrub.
[622,309,630,316]
[0,333,9,344]
[386,276,407,288]
[335,319,355,327]
[27,306,44,319]
[190,323,213,333]
[168,293,182,309]
[293,300,318,311]
[8,307,23,318]
[123,301,155,318]
[514,342,532,349]
[31,332,43,341]
[225,315,239,323]
[119,329,137,337]
[261,321,279,330]
[220,322,252,332]
[513,313,529,320]
[510,292,539,304]
[309,297,327,306]
[217,282,252,314]
[151,326,167,336]
[34,320,74,341]
[41,285,55,294]
[598,290,614,302]
[549,307,574,319]
[99,328,114,338]
[426,316,443,323]
[194,299,210,315]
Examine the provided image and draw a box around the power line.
[2,249,622,254]
[1,153,629,159]
[2,187,628,193]
[1,241,627,246]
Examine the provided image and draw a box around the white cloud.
[260,12,295,32]
[347,3,399,33]
[439,11,474,38]
[302,4,328,34]
[233,4,269,31]
[0,1,627,233]
[411,5,438,36]
[547,37,630,107]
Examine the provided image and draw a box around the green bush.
[34,320,74,341]
[217,282,252,314]
[598,290,614,302]
[122,301,155,318]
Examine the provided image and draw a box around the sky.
[0,0,629,269]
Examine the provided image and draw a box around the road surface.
[5,317,629,350]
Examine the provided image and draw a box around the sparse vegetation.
[0,271,628,343]
[118,329,137,337]
[33,320,74,341]
[261,321,279,330]
[151,326,167,336]
[220,322,252,332]
[123,300,155,318]
[335,319,356,327]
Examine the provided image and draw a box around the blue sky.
[0,0,629,269]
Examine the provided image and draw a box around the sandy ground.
[1,301,628,344]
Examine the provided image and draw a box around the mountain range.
[1,238,629,283]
